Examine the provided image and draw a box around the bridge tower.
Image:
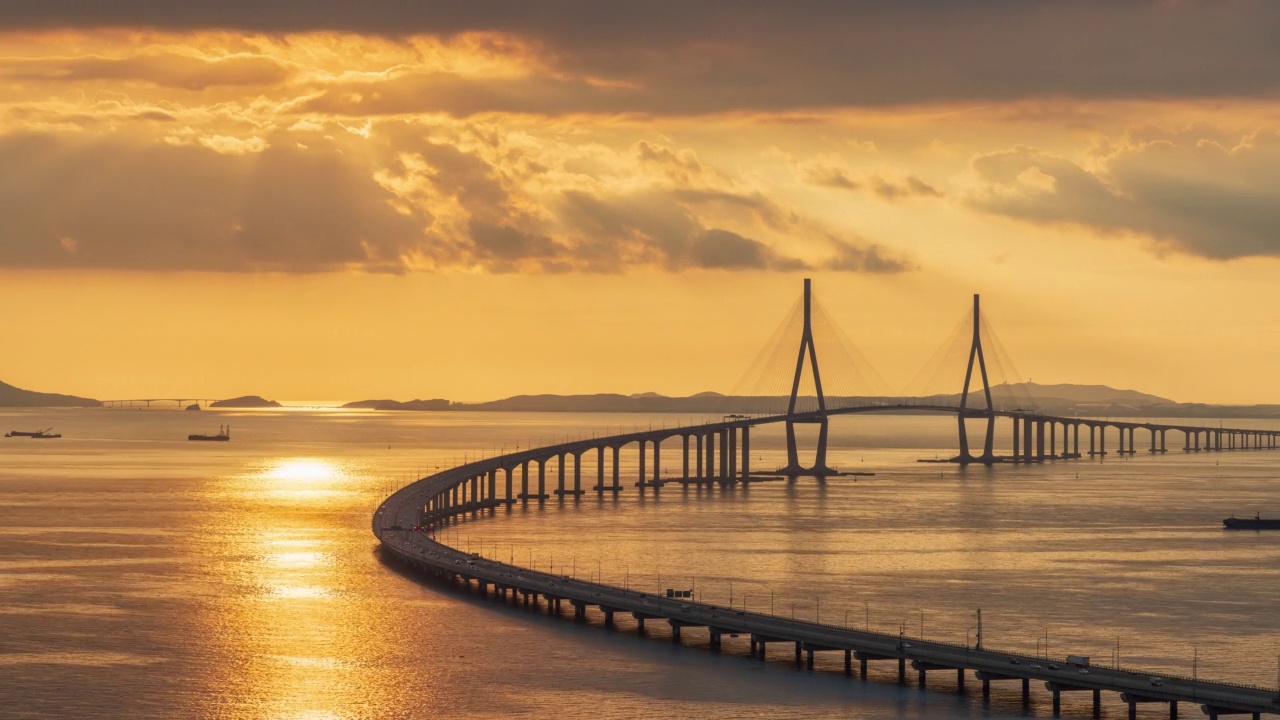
[780,279,837,476]
[956,294,997,465]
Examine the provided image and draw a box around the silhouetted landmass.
[210,395,281,408]
[349,383,1280,418]
[0,380,100,407]
[343,398,449,411]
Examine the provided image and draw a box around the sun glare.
[264,460,340,482]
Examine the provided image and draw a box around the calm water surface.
[1,407,1278,719]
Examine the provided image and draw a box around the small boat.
[1223,513,1280,530]
[6,427,52,438]
[189,425,230,442]
[30,431,61,439]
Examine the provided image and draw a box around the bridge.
[100,398,220,408]
[373,280,1280,719]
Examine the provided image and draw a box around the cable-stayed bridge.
[374,280,1280,720]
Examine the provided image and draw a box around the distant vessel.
[30,431,61,439]
[6,427,53,438]
[1223,513,1280,530]
[188,425,230,442]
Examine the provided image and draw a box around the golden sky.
[3,3,1280,403]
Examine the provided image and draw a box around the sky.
[2,1,1280,403]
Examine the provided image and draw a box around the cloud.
[967,128,1280,260]
[0,124,912,275]
[0,133,427,271]
[800,160,943,201]
[0,52,291,90]
[10,3,1277,113]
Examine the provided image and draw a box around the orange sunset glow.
[2,5,1279,404]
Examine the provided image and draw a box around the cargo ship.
[6,427,51,438]
[5,425,58,438]
[189,425,230,442]
[1223,513,1280,530]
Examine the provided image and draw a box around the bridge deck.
[380,530,1278,717]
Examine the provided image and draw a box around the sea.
[1,406,1278,719]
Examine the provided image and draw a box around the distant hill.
[344,398,449,411]
[938,382,1174,409]
[334,383,1280,418]
[0,380,99,407]
[210,395,281,408]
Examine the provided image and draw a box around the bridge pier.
[1013,417,1020,461]
[742,427,751,479]
[638,440,647,489]
[696,434,704,479]
[682,435,689,480]
[653,438,662,486]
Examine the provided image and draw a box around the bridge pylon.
[955,294,998,465]
[780,279,837,477]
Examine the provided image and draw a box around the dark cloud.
[968,129,1280,259]
[0,133,427,272]
[802,162,943,201]
[688,229,802,271]
[823,238,913,273]
[557,187,908,272]
[15,2,1278,112]
[0,53,291,90]
[468,219,561,261]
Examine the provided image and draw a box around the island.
[210,395,281,408]
[343,398,450,411]
[0,380,100,408]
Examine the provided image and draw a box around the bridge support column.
[573,452,582,495]
[1013,417,1020,460]
[728,427,737,482]
[1160,429,1167,453]
[1025,417,1034,459]
[721,430,730,480]
[742,427,750,479]
[696,434,704,479]
[1119,426,1127,454]
[653,439,661,485]
[557,454,566,496]
[705,433,714,481]
[613,446,621,490]
[597,446,605,493]
[844,649,852,675]
[1100,426,1107,456]
[537,460,546,501]
[638,440,647,489]
[488,470,497,506]
[1037,421,1046,461]
[898,657,906,684]
[682,435,689,479]
[504,467,512,503]
[1023,677,1030,704]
